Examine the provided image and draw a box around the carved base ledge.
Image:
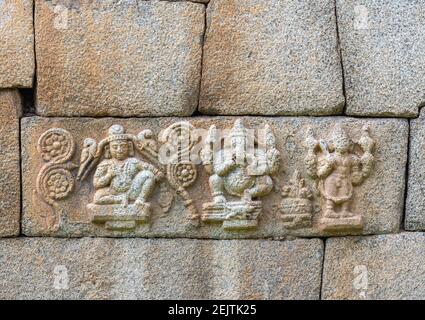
[281,214,312,230]
[280,198,313,229]
[88,203,150,231]
[319,215,363,233]
[202,201,261,230]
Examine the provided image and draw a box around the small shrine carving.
[305,124,375,232]
[279,170,314,229]
[200,119,280,230]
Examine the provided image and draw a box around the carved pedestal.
[202,201,262,230]
[280,198,313,229]
[319,215,363,232]
[88,203,150,231]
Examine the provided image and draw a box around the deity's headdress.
[230,119,248,144]
[330,124,351,152]
[96,125,137,158]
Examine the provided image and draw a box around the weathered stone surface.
[0,90,21,236]
[0,238,323,299]
[199,0,344,116]
[322,233,425,300]
[35,0,204,117]
[337,0,425,117]
[0,0,34,88]
[405,109,425,230]
[22,116,407,238]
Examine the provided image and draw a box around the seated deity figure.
[92,125,161,207]
[82,125,163,230]
[201,119,280,230]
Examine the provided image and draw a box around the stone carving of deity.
[78,124,163,231]
[305,124,375,232]
[201,119,280,230]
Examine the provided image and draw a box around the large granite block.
[0,238,323,300]
[22,116,407,238]
[199,0,344,116]
[337,0,425,117]
[35,0,204,117]
[0,90,21,236]
[323,233,425,300]
[0,0,34,88]
[405,109,425,230]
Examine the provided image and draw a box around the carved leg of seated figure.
[127,170,156,205]
[243,176,273,202]
[209,174,226,203]
[93,188,127,205]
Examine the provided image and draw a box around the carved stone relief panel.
[22,117,407,238]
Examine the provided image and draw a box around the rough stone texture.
[0,238,323,299]
[322,233,425,300]
[337,0,425,117]
[22,116,407,238]
[35,0,204,117]
[0,0,34,88]
[0,90,21,236]
[405,109,425,230]
[199,0,344,116]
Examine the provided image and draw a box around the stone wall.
[1,0,425,300]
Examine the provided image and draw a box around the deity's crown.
[230,119,248,140]
[331,124,351,149]
[106,124,133,143]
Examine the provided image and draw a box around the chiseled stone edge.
[0,237,323,299]
[322,232,425,300]
[0,89,21,237]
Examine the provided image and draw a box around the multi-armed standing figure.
[305,124,375,232]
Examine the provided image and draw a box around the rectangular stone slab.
[22,116,407,238]
[0,238,323,299]
[405,109,425,230]
[322,233,425,300]
[0,0,34,88]
[337,0,425,117]
[199,0,344,115]
[0,90,21,236]
[35,0,204,117]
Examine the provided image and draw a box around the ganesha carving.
[200,119,280,230]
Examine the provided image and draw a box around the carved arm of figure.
[214,156,236,177]
[359,126,375,181]
[304,128,319,179]
[93,163,115,189]
[351,152,374,186]
[317,155,335,179]
[266,148,280,175]
[352,126,375,185]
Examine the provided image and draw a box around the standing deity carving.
[304,124,375,232]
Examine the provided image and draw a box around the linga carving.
[305,124,375,232]
[200,119,280,230]
[76,123,199,231]
[279,170,314,229]
[36,128,78,231]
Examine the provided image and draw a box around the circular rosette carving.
[37,166,75,205]
[38,128,75,164]
[168,162,197,188]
